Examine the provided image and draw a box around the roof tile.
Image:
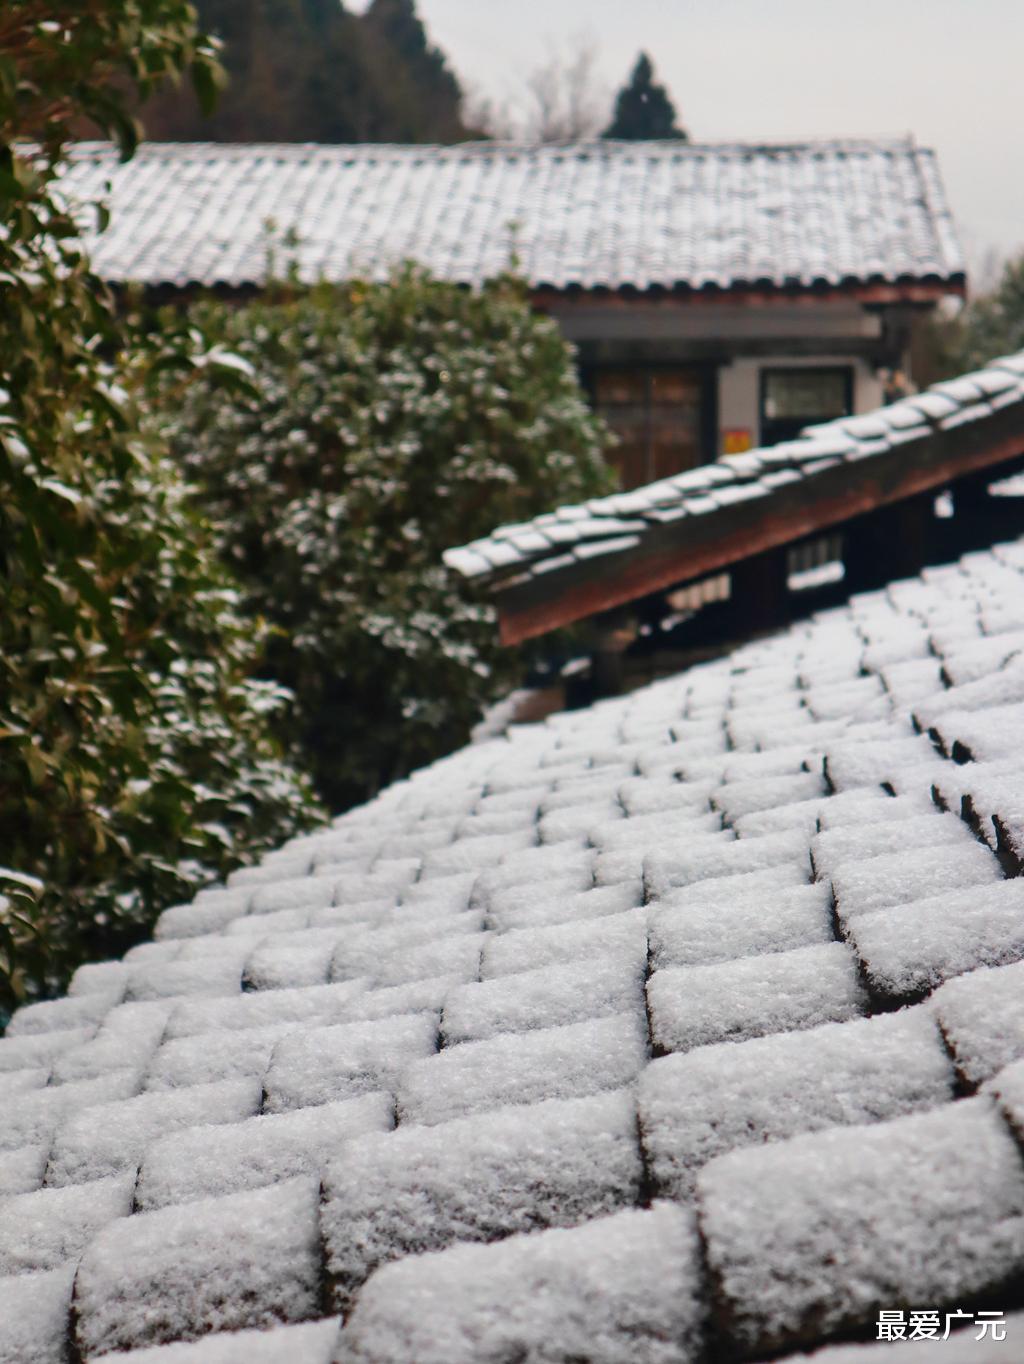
[73,1177,322,1356]
[338,1204,703,1364]
[698,1098,1024,1357]
[63,138,965,293]
[321,1088,643,1311]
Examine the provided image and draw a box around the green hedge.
[1,2,319,1016]
[162,270,615,810]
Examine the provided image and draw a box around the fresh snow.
[639,1007,952,1197]
[0,1265,76,1364]
[136,1092,393,1208]
[338,1204,703,1364]
[934,959,1024,1087]
[46,1078,260,1184]
[107,1317,341,1363]
[6,530,1024,1358]
[647,942,866,1052]
[848,879,1024,1002]
[0,1172,133,1274]
[263,1012,439,1112]
[648,880,833,969]
[441,951,644,1043]
[397,1012,648,1125]
[74,1177,322,1356]
[698,1097,1024,1356]
[321,1088,642,1311]
[830,841,1002,926]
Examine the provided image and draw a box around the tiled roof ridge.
[445,348,1024,639]
[66,134,924,160]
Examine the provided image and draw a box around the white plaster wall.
[717,356,884,454]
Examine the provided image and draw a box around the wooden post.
[726,546,790,634]
[589,610,637,697]
[951,471,1024,555]
[844,493,934,592]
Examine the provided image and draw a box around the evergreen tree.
[603,53,687,141]
[0,0,319,1013]
[142,0,472,143]
[359,0,467,142]
[945,252,1024,373]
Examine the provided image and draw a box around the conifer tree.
[360,0,467,142]
[143,0,471,143]
[603,52,687,141]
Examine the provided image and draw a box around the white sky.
[397,0,1024,289]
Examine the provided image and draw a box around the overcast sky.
[399,0,1022,288]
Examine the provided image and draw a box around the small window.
[760,367,853,447]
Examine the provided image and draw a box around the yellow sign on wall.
[722,428,753,456]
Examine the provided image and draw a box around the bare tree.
[462,35,609,144]
[459,81,514,141]
[522,36,606,141]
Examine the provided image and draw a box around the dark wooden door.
[592,367,705,489]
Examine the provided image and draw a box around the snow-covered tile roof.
[58,137,963,295]
[447,348,1024,642]
[9,535,1024,1360]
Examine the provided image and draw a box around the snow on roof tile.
[700,1096,1024,1358]
[0,1146,48,1199]
[107,1318,342,1363]
[649,880,834,969]
[62,139,963,297]
[2,1070,140,1152]
[640,1007,953,1199]
[439,950,644,1044]
[263,1012,440,1114]
[12,536,1024,1357]
[0,1173,134,1276]
[0,1264,76,1364]
[136,1093,393,1211]
[73,1177,322,1356]
[810,809,975,879]
[933,960,1024,1091]
[647,941,867,1053]
[45,1079,260,1186]
[339,1203,703,1364]
[830,840,1002,927]
[848,879,1024,1004]
[321,1088,642,1312]
[396,1010,648,1126]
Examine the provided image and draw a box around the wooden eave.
[531,277,966,311]
[494,405,1024,646]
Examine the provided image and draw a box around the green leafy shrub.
[0,3,320,1016]
[162,270,615,810]
[943,252,1024,374]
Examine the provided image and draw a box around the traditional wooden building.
[64,136,965,488]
